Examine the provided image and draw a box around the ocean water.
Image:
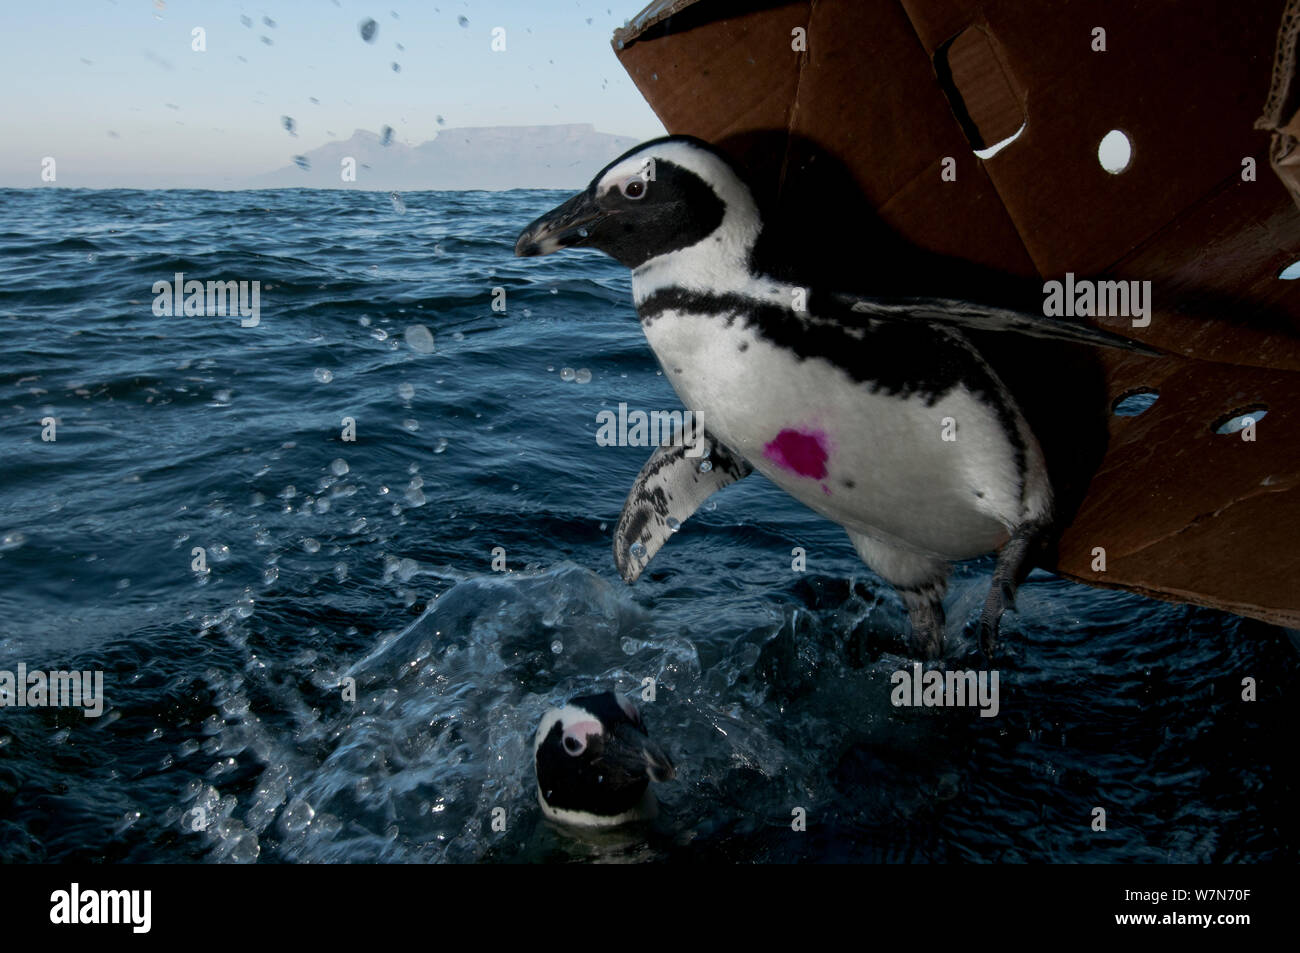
[0,187,1294,864]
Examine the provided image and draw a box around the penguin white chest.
[639,308,1023,559]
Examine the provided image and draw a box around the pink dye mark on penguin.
[764,428,830,480]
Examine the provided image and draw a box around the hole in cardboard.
[1111,388,1159,417]
[1098,130,1132,173]
[1278,261,1300,279]
[1213,405,1268,434]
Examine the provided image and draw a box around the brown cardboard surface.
[613,0,1300,626]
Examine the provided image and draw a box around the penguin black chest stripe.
[636,284,1030,496]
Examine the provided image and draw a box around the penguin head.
[533,691,675,827]
[515,135,761,270]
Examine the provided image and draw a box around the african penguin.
[534,691,675,827]
[516,135,1153,659]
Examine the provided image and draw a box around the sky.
[0,0,666,188]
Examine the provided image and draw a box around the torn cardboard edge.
[613,0,704,49]
[1257,0,1300,208]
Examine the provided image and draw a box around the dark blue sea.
[0,187,1294,863]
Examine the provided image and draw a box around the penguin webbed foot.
[908,604,946,660]
[978,579,1015,659]
[978,519,1052,659]
[900,585,947,661]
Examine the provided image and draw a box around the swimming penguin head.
[533,691,675,828]
[514,135,760,271]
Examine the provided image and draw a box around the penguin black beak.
[608,721,676,784]
[515,189,607,257]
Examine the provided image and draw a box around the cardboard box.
[614,0,1300,626]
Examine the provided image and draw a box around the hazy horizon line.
[0,184,580,193]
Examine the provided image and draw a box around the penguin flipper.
[978,518,1052,657]
[613,429,751,583]
[840,296,1161,355]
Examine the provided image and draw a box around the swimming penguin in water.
[534,691,675,827]
[516,136,1153,659]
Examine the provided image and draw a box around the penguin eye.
[562,733,586,756]
[621,177,647,200]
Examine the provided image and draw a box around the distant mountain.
[247,124,641,190]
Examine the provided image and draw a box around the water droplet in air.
[550,640,563,654]
[629,541,647,558]
[699,460,713,472]
[560,367,576,381]
[666,517,680,533]
[330,458,349,476]
[313,368,333,383]
[282,798,315,833]
[229,832,260,863]
[0,532,27,552]
[404,325,436,353]
[574,368,592,383]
